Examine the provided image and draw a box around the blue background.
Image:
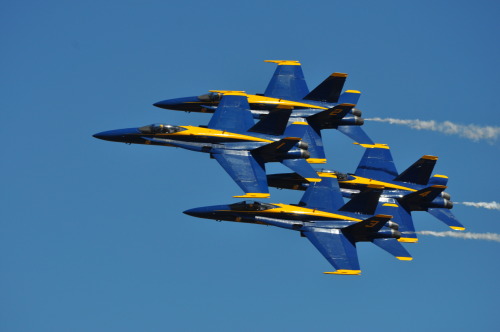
[2,1,499,331]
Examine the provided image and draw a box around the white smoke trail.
[366,117,500,142]
[418,231,500,242]
[456,201,500,210]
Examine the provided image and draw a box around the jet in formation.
[94,60,463,274]
[184,176,412,275]
[267,142,464,243]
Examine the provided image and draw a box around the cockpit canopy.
[197,92,222,102]
[138,124,186,134]
[335,172,356,181]
[229,201,278,211]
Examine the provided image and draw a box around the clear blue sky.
[2,1,499,331]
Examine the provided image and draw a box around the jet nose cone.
[93,130,113,141]
[183,207,206,217]
[153,99,175,109]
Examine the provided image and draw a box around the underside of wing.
[304,228,361,275]
[212,151,270,198]
[427,208,465,230]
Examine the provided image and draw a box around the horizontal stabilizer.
[248,109,292,136]
[306,103,355,130]
[208,94,255,133]
[372,238,413,260]
[281,159,322,183]
[304,228,361,274]
[264,60,309,100]
[298,177,345,213]
[394,155,438,185]
[337,126,374,144]
[339,186,383,215]
[428,208,465,230]
[303,73,348,103]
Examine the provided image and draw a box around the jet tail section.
[263,60,309,100]
[306,103,356,130]
[339,186,383,215]
[399,185,448,211]
[394,155,438,185]
[248,109,292,136]
[303,73,348,103]
[372,238,412,261]
[251,137,302,162]
[342,214,393,241]
[428,208,465,230]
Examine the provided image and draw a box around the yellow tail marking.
[450,226,466,231]
[422,155,438,160]
[233,193,270,198]
[433,174,448,178]
[344,90,361,94]
[291,121,308,125]
[332,72,348,77]
[305,178,322,182]
[396,257,413,261]
[324,270,361,275]
[382,203,399,207]
[398,238,419,243]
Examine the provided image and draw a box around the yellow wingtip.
[305,178,322,182]
[324,270,361,275]
[450,226,466,231]
[233,193,270,198]
[398,238,419,243]
[306,158,327,164]
[264,60,301,65]
[396,257,413,261]
[353,142,390,149]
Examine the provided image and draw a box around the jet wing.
[378,202,418,243]
[207,94,255,133]
[354,143,399,182]
[212,150,270,198]
[304,228,361,275]
[263,60,309,100]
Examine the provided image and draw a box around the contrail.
[418,231,500,242]
[365,118,500,142]
[456,201,500,210]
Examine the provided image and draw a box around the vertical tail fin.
[263,60,309,100]
[394,155,438,185]
[303,73,348,103]
[339,185,383,215]
[248,109,292,136]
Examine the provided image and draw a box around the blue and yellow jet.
[267,143,464,243]
[93,93,324,198]
[184,176,412,275]
[153,60,373,154]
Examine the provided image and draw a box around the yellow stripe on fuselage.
[254,203,362,221]
[316,172,418,192]
[160,126,273,143]
[208,90,328,110]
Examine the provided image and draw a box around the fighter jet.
[184,176,412,275]
[267,143,464,243]
[153,60,373,151]
[93,93,323,198]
